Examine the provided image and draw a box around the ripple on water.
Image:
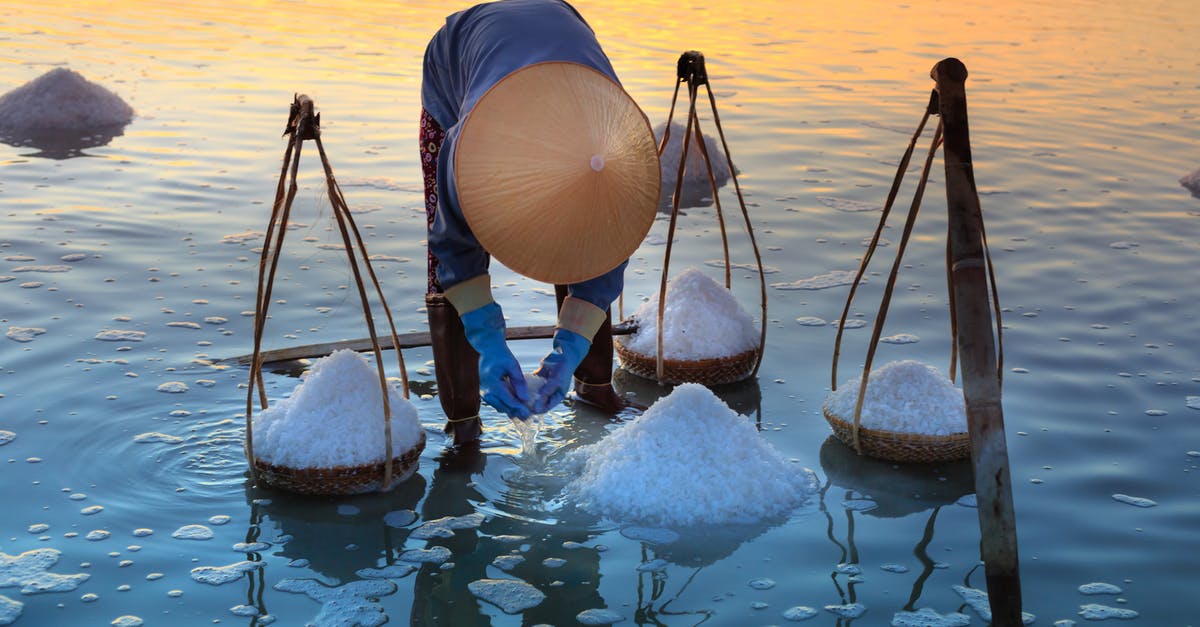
[467,578,545,614]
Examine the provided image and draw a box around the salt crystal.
[825,360,966,435]
[619,267,758,360]
[565,384,817,526]
[250,349,422,469]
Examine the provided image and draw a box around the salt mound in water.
[0,68,133,131]
[619,267,758,360]
[250,349,422,468]
[1181,166,1200,197]
[825,360,966,435]
[564,383,817,526]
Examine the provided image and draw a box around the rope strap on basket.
[245,95,411,491]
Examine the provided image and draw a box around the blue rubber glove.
[530,328,591,414]
[460,302,531,420]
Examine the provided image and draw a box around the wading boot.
[426,293,483,446]
[555,285,625,414]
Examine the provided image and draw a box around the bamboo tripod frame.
[652,51,768,383]
[244,95,411,492]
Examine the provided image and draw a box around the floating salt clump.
[1111,494,1156,508]
[953,585,1036,624]
[825,360,966,435]
[492,555,524,571]
[410,513,485,540]
[275,578,395,626]
[1079,604,1139,620]
[156,381,188,393]
[0,68,133,132]
[1185,396,1199,410]
[133,432,183,444]
[782,605,819,620]
[564,384,817,526]
[356,564,415,580]
[0,595,22,625]
[771,270,858,291]
[5,327,45,343]
[577,608,624,625]
[190,561,263,585]
[1078,582,1123,595]
[824,603,867,618]
[467,578,545,614]
[619,267,758,360]
[172,524,214,540]
[398,546,451,565]
[110,616,143,627]
[95,330,145,342]
[0,431,14,446]
[0,548,90,594]
[891,608,970,627]
[250,349,422,470]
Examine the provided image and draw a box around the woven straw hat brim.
[455,62,660,285]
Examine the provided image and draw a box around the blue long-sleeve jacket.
[421,0,625,310]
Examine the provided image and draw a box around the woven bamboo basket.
[615,340,760,386]
[822,407,969,464]
[253,432,426,496]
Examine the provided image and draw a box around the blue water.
[2,1,1199,624]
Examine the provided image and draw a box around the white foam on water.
[782,605,819,620]
[577,607,624,625]
[95,330,145,342]
[156,382,188,393]
[795,316,827,327]
[1078,582,1123,595]
[748,577,775,590]
[0,548,90,594]
[80,505,103,516]
[166,321,201,329]
[619,267,759,360]
[565,384,817,526]
[0,68,133,131]
[410,513,485,540]
[250,349,422,468]
[825,360,966,435]
[85,530,110,541]
[890,608,970,627]
[171,524,214,540]
[1111,494,1157,508]
[824,603,867,618]
[0,431,14,446]
[5,327,45,343]
[189,560,262,585]
[131,529,153,537]
[231,542,270,553]
[881,333,920,344]
[466,578,545,614]
[771,270,857,291]
[11,265,71,273]
[208,515,231,525]
[133,432,183,444]
[274,578,395,627]
[1078,604,1139,620]
[397,546,451,564]
[27,524,49,534]
[110,616,143,627]
[356,564,415,580]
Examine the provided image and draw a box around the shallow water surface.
[2,1,1199,625]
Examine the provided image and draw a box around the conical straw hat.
[454,61,661,285]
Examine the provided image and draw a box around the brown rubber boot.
[426,293,483,446]
[554,285,625,414]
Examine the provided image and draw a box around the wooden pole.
[932,57,1022,625]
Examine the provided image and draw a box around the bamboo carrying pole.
[932,58,1022,624]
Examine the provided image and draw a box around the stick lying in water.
[221,319,638,366]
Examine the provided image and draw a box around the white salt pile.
[1181,167,1200,197]
[0,68,133,132]
[250,349,421,468]
[619,267,758,360]
[825,360,966,435]
[655,121,731,190]
[563,383,817,526]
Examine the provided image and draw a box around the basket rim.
[614,340,761,367]
[252,431,426,475]
[822,406,968,442]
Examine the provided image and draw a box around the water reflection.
[818,437,975,619]
[0,124,128,159]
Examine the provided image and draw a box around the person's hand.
[460,302,531,419]
[530,328,591,414]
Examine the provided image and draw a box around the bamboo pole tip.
[930,58,968,83]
